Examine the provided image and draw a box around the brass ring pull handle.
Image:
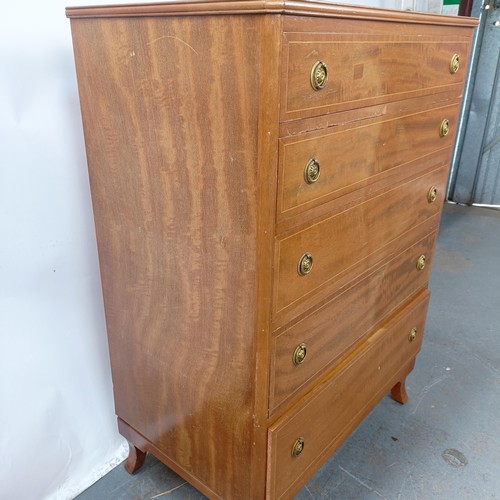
[440,119,450,138]
[416,254,426,271]
[304,157,321,184]
[310,60,328,90]
[450,54,460,74]
[293,343,308,365]
[298,252,314,276]
[427,186,438,203]
[291,437,305,457]
[408,327,418,343]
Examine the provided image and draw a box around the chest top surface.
[66,0,478,27]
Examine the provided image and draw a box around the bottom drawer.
[267,291,430,499]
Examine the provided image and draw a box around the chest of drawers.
[67,1,477,498]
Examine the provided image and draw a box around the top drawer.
[281,33,470,121]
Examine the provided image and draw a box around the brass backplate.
[291,437,305,457]
[408,327,418,342]
[440,119,450,138]
[310,60,328,91]
[427,185,438,203]
[416,254,426,271]
[450,53,460,74]
[298,252,314,276]
[304,157,321,184]
[293,343,307,365]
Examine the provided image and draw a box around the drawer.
[282,33,470,120]
[278,104,459,218]
[267,291,430,499]
[274,165,447,317]
[270,231,436,413]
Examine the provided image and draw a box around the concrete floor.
[77,203,500,500]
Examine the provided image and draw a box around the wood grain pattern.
[267,291,430,499]
[250,13,283,495]
[70,14,278,499]
[274,166,448,316]
[118,418,222,498]
[391,380,409,404]
[124,442,147,474]
[279,104,459,216]
[279,91,466,138]
[282,33,471,120]
[66,0,478,27]
[68,4,477,498]
[276,146,453,234]
[270,231,436,413]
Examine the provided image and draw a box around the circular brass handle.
[440,119,450,138]
[291,437,305,457]
[427,185,438,203]
[416,254,426,271]
[450,54,460,74]
[298,252,314,276]
[304,157,321,184]
[408,327,418,343]
[293,343,307,365]
[310,60,328,91]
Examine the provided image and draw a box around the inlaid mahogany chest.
[67,1,477,497]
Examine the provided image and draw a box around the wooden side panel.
[70,15,273,498]
[268,291,430,499]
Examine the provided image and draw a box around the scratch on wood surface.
[146,35,199,54]
[150,481,188,498]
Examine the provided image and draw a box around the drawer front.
[282,34,470,120]
[278,104,459,217]
[274,166,447,316]
[270,231,436,413]
[267,291,430,499]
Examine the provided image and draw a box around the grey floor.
[77,203,500,500]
